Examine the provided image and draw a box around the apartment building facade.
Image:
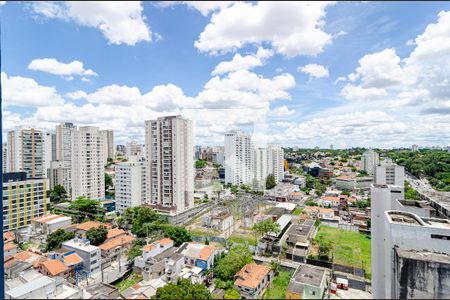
[115,157,147,214]
[224,130,254,185]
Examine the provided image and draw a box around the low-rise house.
[5,268,82,299]
[84,283,120,299]
[135,238,174,270]
[62,238,101,275]
[38,259,69,278]
[286,265,327,299]
[49,250,84,277]
[4,231,16,243]
[320,196,340,208]
[202,211,234,238]
[32,214,72,235]
[164,253,186,284]
[182,242,224,270]
[121,278,167,299]
[66,221,112,237]
[257,215,293,256]
[99,234,135,260]
[285,219,315,263]
[106,228,127,241]
[234,263,274,299]
[178,266,205,284]
[265,183,296,202]
[4,242,18,257]
[4,257,33,280]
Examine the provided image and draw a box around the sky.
[1,1,450,149]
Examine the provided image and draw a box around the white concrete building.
[126,140,144,159]
[48,160,71,191]
[361,149,379,176]
[55,122,75,195]
[7,129,46,179]
[411,144,419,152]
[3,142,8,174]
[115,157,147,214]
[44,132,55,178]
[62,238,101,275]
[145,116,194,213]
[101,129,115,160]
[32,214,72,235]
[254,147,268,188]
[3,172,48,232]
[71,126,106,200]
[375,162,405,186]
[267,143,284,184]
[224,130,254,185]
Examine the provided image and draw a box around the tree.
[105,173,113,195]
[128,238,145,262]
[265,174,276,190]
[341,191,351,197]
[213,181,224,202]
[224,289,241,299]
[195,159,207,169]
[316,235,333,260]
[69,196,104,221]
[252,218,280,238]
[214,244,253,281]
[123,206,160,237]
[50,184,67,203]
[314,180,326,196]
[230,185,238,194]
[152,278,211,299]
[86,225,108,246]
[164,226,192,246]
[46,229,75,251]
[270,259,280,275]
[366,219,371,229]
[305,200,318,206]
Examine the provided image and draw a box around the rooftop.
[63,239,100,252]
[4,242,18,251]
[33,214,69,224]
[234,263,271,289]
[100,235,135,251]
[41,259,69,276]
[6,276,54,298]
[76,221,110,231]
[107,228,126,239]
[63,253,83,266]
[396,248,450,264]
[292,264,326,287]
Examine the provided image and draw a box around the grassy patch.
[262,268,294,299]
[292,208,303,216]
[313,225,371,278]
[115,273,143,292]
[229,233,257,246]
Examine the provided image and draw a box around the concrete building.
[48,160,71,191]
[234,263,273,299]
[254,147,268,188]
[71,126,106,200]
[267,143,284,184]
[101,129,115,159]
[371,184,450,298]
[286,265,327,299]
[62,238,101,275]
[7,129,46,178]
[44,132,55,178]
[224,130,254,185]
[55,122,75,196]
[3,172,48,232]
[411,144,419,152]
[126,140,144,158]
[333,175,373,191]
[361,149,379,176]
[3,142,8,174]
[145,115,194,213]
[375,162,405,186]
[32,214,71,235]
[115,157,147,214]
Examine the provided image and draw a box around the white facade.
[375,162,405,186]
[267,143,284,184]
[115,157,147,214]
[224,130,254,185]
[44,132,54,178]
[62,239,101,275]
[254,148,268,188]
[126,140,144,159]
[361,150,379,176]
[411,144,419,152]
[55,122,75,195]
[7,129,45,179]
[2,142,7,174]
[145,116,194,213]
[3,175,48,232]
[71,126,106,200]
[103,129,115,159]
[48,160,71,191]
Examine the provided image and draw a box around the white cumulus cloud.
[28,58,98,79]
[212,47,273,75]
[298,63,329,78]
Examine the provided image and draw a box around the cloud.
[29,1,151,45]
[334,76,346,85]
[211,47,273,75]
[1,72,64,108]
[194,1,335,57]
[270,105,295,117]
[298,63,329,78]
[0,1,6,6]
[28,58,98,79]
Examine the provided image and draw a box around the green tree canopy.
[69,196,104,221]
[152,278,211,299]
[214,245,253,281]
[224,289,241,299]
[46,229,75,251]
[195,159,207,169]
[252,218,280,238]
[86,225,108,246]
[164,226,192,246]
[50,184,68,203]
[122,207,160,237]
[265,174,276,190]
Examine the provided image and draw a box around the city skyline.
[2,2,450,148]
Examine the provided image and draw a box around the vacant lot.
[262,268,295,299]
[313,225,371,278]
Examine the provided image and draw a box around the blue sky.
[2,1,450,148]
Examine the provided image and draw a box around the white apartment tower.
[115,157,147,214]
[145,116,194,213]
[126,140,144,159]
[2,142,7,174]
[254,148,268,185]
[375,161,405,186]
[361,149,379,176]
[104,129,115,159]
[224,130,254,185]
[55,122,75,195]
[71,126,106,200]
[267,143,284,184]
[7,129,45,179]
[44,132,54,178]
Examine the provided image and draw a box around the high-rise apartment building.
[375,161,405,186]
[48,160,71,191]
[44,132,55,178]
[371,184,450,298]
[55,122,75,195]
[71,126,106,200]
[7,129,45,179]
[104,129,115,159]
[126,140,144,159]
[145,116,194,213]
[2,142,7,174]
[267,143,284,184]
[224,130,254,185]
[361,149,379,176]
[115,157,147,214]
[254,148,268,187]
[2,172,48,231]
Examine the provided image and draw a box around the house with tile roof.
[234,263,273,299]
[4,242,18,257]
[99,234,135,260]
[181,242,224,270]
[38,259,70,278]
[106,228,127,241]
